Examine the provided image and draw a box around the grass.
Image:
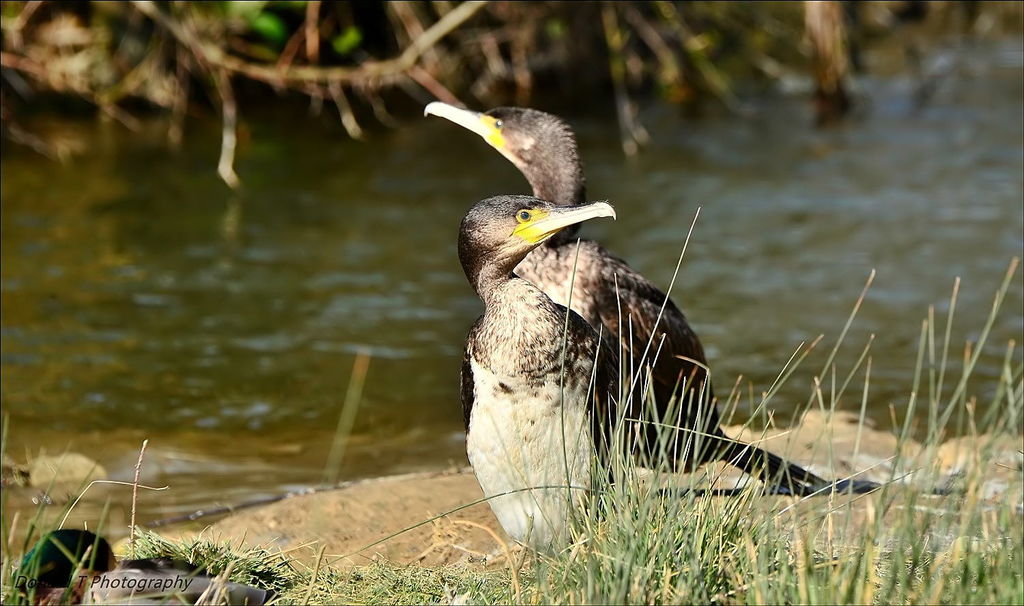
[1,261,1021,604]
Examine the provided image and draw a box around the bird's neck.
[526,164,586,247]
[469,256,520,307]
[526,165,585,208]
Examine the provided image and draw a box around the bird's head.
[20,529,115,589]
[458,194,615,295]
[424,103,585,208]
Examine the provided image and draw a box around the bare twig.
[407,64,461,105]
[0,51,50,81]
[168,46,190,147]
[2,121,59,160]
[277,25,308,71]
[8,0,45,50]
[99,101,142,132]
[391,2,443,75]
[804,0,852,125]
[214,69,241,189]
[622,3,682,85]
[306,83,325,116]
[470,32,508,99]
[2,50,140,133]
[601,4,648,156]
[478,31,507,76]
[510,28,533,105]
[653,1,745,114]
[305,0,321,64]
[363,86,401,127]
[128,439,149,557]
[328,82,365,140]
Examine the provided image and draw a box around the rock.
[28,453,107,488]
[935,433,1024,474]
[933,433,1024,500]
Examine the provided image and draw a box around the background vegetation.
[3,1,1022,183]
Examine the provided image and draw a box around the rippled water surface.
[2,39,1022,530]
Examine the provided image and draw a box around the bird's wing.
[591,326,620,466]
[460,318,483,432]
[555,306,620,467]
[595,249,712,404]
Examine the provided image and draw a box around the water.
[2,39,1021,532]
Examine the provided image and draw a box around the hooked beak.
[424,101,505,149]
[513,202,616,244]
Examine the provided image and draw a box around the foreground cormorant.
[429,102,849,495]
[459,194,617,550]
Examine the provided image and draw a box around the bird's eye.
[517,210,532,223]
[494,120,503,129]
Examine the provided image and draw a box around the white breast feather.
[466,358,594,551]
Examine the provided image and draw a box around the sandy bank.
[161,411,1022,568]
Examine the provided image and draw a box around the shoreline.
[150,410,1023,568]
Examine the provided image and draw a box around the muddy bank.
[159,411,1022,567]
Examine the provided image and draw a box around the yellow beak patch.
[511,209,552,244]
[478,115,506,149]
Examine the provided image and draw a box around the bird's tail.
[717,438,879,496]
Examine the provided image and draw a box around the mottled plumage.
[458,195,617,551]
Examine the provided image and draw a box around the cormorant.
[459,194,618,550]
[429,102,847,495]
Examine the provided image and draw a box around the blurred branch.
[214,69,240,189]
[390,2,443,76]
[601,4,648,156]
[653,1,744,114]
[622,3,682,86]
[168,45,190,148]
[7,0,44,50]
[0,51,49,81]
[128,0,486,186]
[1,50,140,131]
[510,24,533,105]
[131,0,488,86]
[407,64,460,105]
[2,117,60,161]
[328,81,364,140]
[363,87,400,128]
[277,23,308,70]
[805,0,852,125]
[305,0,321,64]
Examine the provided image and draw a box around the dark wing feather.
[590,319,621,470]
[586,247,725,471]
[460,317,482,432]
[553,304,621,475]
[594,252,716,406]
